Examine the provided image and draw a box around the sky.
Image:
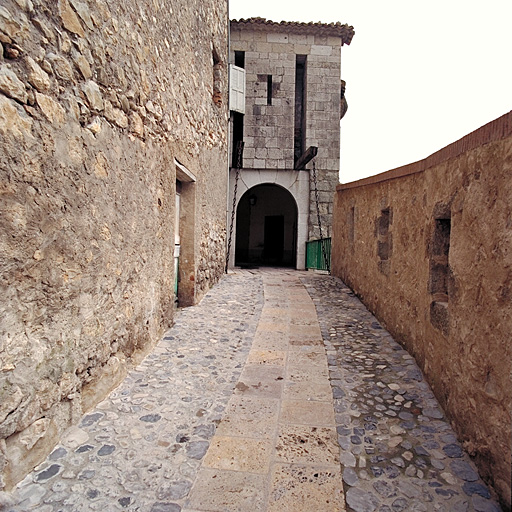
[229,0,512,183]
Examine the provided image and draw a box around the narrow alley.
[6,270,501,512]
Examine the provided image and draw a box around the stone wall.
[0,0,228,490]
[331,112,512,509]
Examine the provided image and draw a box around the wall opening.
[348,206,355,244]
[294,55,307,166]
[174,180,182,300]
[175,159,197,307]
[235,184,297,268]
[212,46,223,106]
[429,211,451,335]
[234,50,245,68]
[232,112,244,168]
[376,206,392,275]
[267,74,273,105]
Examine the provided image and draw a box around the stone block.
[35,92,66,125]
[271,43,288,53]
[0,94,32,138]
[268,148,281,160]
[243,147,255,159]
[253,42,272,53]
[69,0,94,30]
[72,51,92,80]
[267,33,289,44]
[311,45,333,56]
[0,66,28,103]
[288,33,309,44]
[57,0,84,37]
[255,147,268,159]
[253,31,267,42]
[47,54,74,82]
[26,57,51,92]
[4,419,58,489]
[0,5,29,40]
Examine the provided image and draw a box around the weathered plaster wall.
[0,0,228,490]
[332,112,512,509]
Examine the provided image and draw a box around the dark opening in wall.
[348,206,355,244]
[429,212,451,335]
[294,55,307,166]
[376,206,392,275]
[212,46,223,106]
[234,50,245,68]
[430,218,451,294]
[378,208,390,235]
[232,112,244,168]
[267,75,273,105]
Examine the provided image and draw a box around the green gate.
[305,237,331,271]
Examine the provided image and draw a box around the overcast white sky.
[229,0,512,183]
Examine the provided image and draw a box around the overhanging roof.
[231,17,355,45]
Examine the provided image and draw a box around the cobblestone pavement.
[301,274,502,512]
[5,269,502,512]
[6,272,264,511]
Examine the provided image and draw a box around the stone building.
[227,18,354,269]
[0,0,229,490]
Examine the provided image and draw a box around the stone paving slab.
[3,269,503,512]
[183,270,344,511]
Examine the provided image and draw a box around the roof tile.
[230,17,355,45]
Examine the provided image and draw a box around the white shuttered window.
[229,64,246,114]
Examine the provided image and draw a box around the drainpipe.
[225,0,231,272]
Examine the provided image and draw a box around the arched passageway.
[235,184,298,267]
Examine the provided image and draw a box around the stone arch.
[228,169,309,269]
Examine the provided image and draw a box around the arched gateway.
[235,184,297,267]
[227,169,310,270]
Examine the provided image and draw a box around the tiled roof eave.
[230,18,355,45]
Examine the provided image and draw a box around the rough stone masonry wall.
[331,112,512,510]
[229,25,343,240]
[0,0,228,490]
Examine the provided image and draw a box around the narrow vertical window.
[429,211,451,335]
[294,55,307,166]
[212,47,222,106]
[377,207,392,275]
[348,206,355,244]
[232,112,244,168]
[429,218,451,296]
[234,50,245,68]
[267,75,273,105]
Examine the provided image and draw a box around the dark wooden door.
[264,215,284,264]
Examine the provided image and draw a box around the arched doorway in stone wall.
[235,184,298,267]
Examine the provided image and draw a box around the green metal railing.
[305,237,331,271]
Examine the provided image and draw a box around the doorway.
[264,216,284,263]
[174,180,181,298]
[235,184,297,267]
[174,159,196,307]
